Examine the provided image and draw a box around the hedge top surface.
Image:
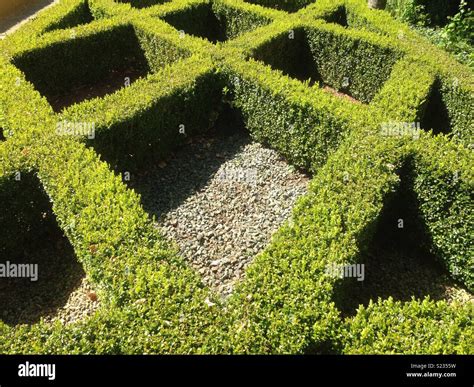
[0,0,472,354]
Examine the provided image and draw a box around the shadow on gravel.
[0,173,85,326]
[333,162,471,318]
[127,105,250,220]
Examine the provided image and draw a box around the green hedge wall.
[343,297,473,354]
[43,0,94,32]
[115,0,171,9]
[250,28,320,85]
[12,23,151,99]
[343,0,474,145]
[0,134,229,354]
[61,56,223,171]
[411,135,473,291]
[222,126,405,352]
[221,54,362,172]
[163,3,228,42]
[434,75,474,144]
[212,0,274,39]
[159,0,274,42]
[0,0,472,355]
[304,24,402,103]
[243,0,315,13]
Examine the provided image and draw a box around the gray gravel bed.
[130,130,310,296]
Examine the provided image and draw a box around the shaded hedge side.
[0,0,472,354]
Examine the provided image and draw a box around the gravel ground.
[0,237,99,326]
[43,277,100,325]
[1,126,308,323]
[130,129,310,296]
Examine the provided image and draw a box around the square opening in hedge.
[84,70,223,174]
[12,25,152,112]
[114,0,171,9]
[0,172,91,326]
[162,3,271,43]
[251,27,400,103]
[243,0,314,13]
[333,163,473,317]
[162,4,227,43]
[126,103,310,295]
[44,0,95,33]
[252,28,321,86]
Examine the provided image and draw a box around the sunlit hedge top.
[0,0,472,354]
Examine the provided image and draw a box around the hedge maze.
[0,0,472,354]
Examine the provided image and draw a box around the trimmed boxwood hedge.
[43,0,95,33]
[115,0,172,9]
[343,297,473,354]
[0,0,472,354]
[61,56,223,171]
[12,23,153,101]
[342,0,474,144]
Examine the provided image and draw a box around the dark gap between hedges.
[114,0,171,10]
[322,5,349,28]
[333,160,472,317]
[0,172,85,326]
[43,0,94,33]
[12,25,151,113]
[162,2,274,43]
[243,0,314,13]
[253,28,321,86]
[251,28,363,103]
[0,128,5,141]
[49,65,147,113]
[163,3,228,43]
[126,103,250,218]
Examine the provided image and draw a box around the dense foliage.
[0,0,472,354]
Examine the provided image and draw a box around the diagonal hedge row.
[341,0,474,144]
[0,0,472,354]
[343,297,473,354]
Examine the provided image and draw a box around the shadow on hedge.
[0,172,85,326]
[333,160,471,317]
